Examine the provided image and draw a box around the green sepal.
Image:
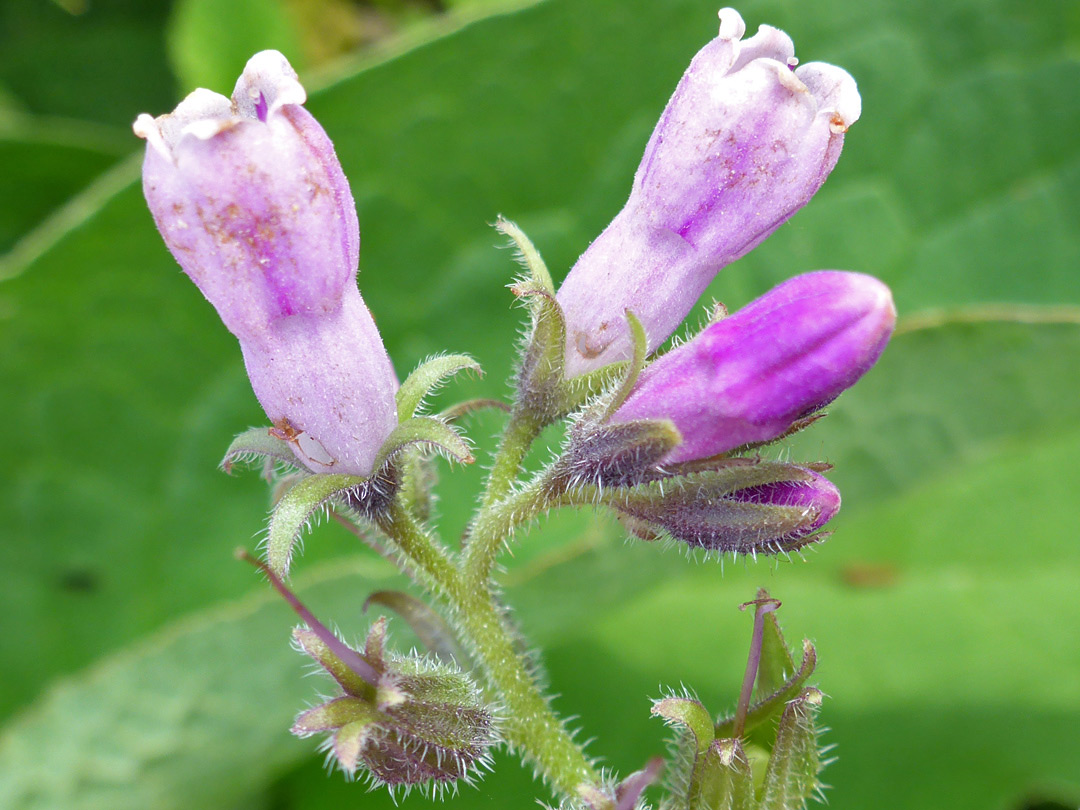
[552,418,682,490]
[709,300,730,323]
[291,696,376,735]
[396,449,436,522]
[220,426,302,474]
[499,217,570,417]
[333,717,379,775]
[560,361,627,414]
[594,463,829,556]
[373,415,475,470]
[439,398,511,423]
[292,627,377,699]
[693,738,755,810]
[651,696,714,755]
[497,215,554,294]
[267,473,367,578]
[600,310,649,420]
[755,589,799,696]
[364,590,467,666]
[576,784,615,810]
[715,589,818,740]
[512,279,567,398]
[396,354,483,422]
[758,688,825,810]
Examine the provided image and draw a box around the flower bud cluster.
[552,271,892,555]
[135,10,890,801]
[290,618,497,790]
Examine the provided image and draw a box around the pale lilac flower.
[610,271,896,463]
[557,8,862,376]
[135,51,397,476]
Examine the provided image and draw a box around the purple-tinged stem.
[615,757,665,810]
[732,597,782,739]
[236,548,381,686]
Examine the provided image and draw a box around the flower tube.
[557,8,862,376]
[135,51,398,476]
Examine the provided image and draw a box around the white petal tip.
[132,113,156,140]
[717,7,746,41]
[133,113,170,161]
[796,63,862,132]
[234,50,306,121]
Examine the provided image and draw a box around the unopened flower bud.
[610,271,895,464]
[135,51,397,476]
[557,8,861,375]
[291,618,497,789]
[612,465,840,553]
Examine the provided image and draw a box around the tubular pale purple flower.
[557,8,862,376]
[135,51,398,476]
[610,271,896,464]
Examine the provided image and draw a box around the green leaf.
[0,118,128,257]
[166,0,303,94]
[267,474,366,578]
[396,353,482,421]
[0,2,176,126]
[0,559,399,810]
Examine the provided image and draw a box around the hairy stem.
[466,473,564,586]
[375,501,462,601]
[480,406,543,510]
[452,575,598,794]
[382,502,598,797]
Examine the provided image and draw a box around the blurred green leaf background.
[1,0,1078,808]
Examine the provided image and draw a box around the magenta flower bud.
[610,271,895,464]
[135,51,397,476]
[557,8,861,376]
[724,473,840,537]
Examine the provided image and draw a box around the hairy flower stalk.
[135,51,397,476]
[610,271,896,463]
[556,8,861,376]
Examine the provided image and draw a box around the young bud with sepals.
[238,550,497,791]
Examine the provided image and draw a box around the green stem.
[381,502,598,797]
[453,580,598,795]
[466,473,562,586]
[480,406,543,511]
[375,502,462,601]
